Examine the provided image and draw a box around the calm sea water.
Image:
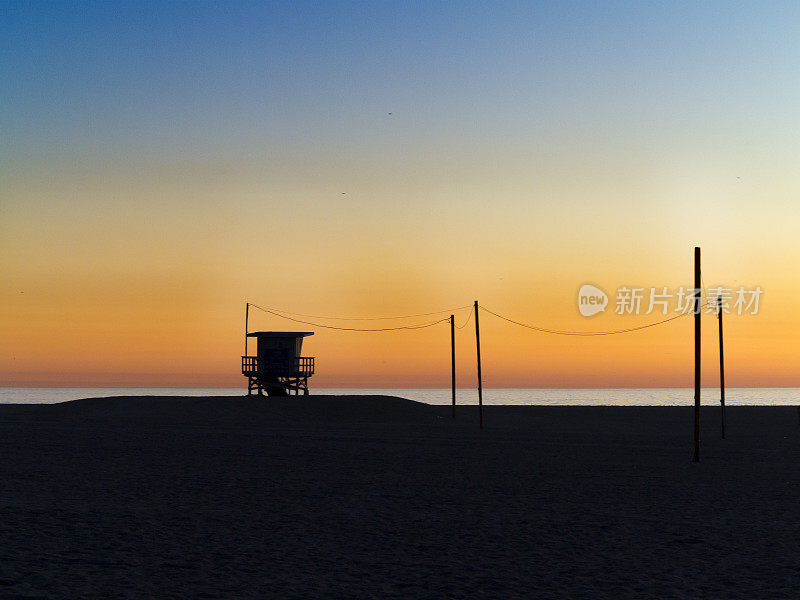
[1,387,798,406]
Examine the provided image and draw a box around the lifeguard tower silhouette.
[242,332,315,396]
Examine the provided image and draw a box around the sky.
[2,1,800,388]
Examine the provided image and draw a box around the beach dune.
[1,395,799,598]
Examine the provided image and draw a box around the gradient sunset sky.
[2,1,799,388]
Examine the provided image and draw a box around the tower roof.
[246,331,314,338]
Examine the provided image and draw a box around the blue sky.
[4,1,799,166]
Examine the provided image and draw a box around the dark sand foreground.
[1,396,800,599]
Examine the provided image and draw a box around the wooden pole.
[474,300,483,429]
[718,294,726,439]
[450,314,456,419]
[694,247,701,462]
[245,302,251,396]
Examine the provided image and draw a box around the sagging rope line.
[249,303,450,332]
[455,305,474,329]
[249,303,472,321]
[250,295,717,336]
[480,301,716,337]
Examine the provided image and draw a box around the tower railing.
[241,356,315,377]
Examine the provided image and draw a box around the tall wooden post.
[450,314,456,418]
[694,247,701,462]
[474,300,483,429]
[718,294,726,439]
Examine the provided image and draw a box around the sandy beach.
[1,395,799,598]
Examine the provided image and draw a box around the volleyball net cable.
[480,290,717,337]
[455,305,474,330]
[249,303,452,332]
[250,273,719,336]
[249,303,471,321]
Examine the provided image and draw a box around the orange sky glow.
[3,3,800,389]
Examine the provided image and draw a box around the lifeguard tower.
[242,332,315,396]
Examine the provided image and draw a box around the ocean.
[1,387,798,406]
